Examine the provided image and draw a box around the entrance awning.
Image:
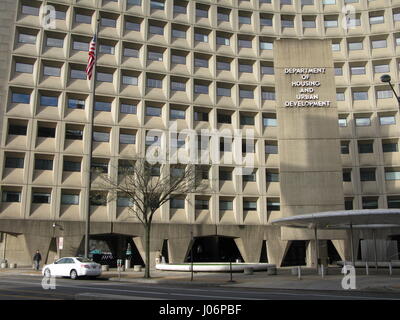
[271,209,400,229]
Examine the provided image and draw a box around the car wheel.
[44,269,51,278]
[70,269,78,280]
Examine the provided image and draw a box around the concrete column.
[24,234,52,267]
[332,239,347,261]
[234,237,263,263]
[266,239,290,267]
[306,240,317,267]
[168,237,192,264]
[133,236,164,268]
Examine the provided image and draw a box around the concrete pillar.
[234,237,263,263]
[332,239,348,261]
[306,240,317,267]
[24,234,52,267]
[168,237,192,264]
[133,236,163,268]
[266,239,290,267]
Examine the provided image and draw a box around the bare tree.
[93,158,205,278]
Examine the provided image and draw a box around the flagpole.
[85,18,100,259]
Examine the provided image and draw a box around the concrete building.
[1,0,400,268]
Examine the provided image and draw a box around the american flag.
[86,35,97,80]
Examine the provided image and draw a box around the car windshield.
[76,258,93,263]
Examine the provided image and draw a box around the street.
[0,275,399,300]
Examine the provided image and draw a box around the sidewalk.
[2,266,400,293]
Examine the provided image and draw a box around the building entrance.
[185,236,243,263]
[78,234,144,267]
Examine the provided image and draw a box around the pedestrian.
[33,250,42,271]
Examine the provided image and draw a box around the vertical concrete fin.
[234,237,263,263]
[24,234,52,266]
[332,240,347,261]
[266,240,290,267]
[132,236,163,268]
[168,237,192,264]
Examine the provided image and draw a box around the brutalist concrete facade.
[1,0,400,267]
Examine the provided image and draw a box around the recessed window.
[265,142,278,154]
[5,157,24,169]
[148,51,163,62]
[70,68,87,80]
[43,66,61,77]
[75,13,92,24]
[72,40,89,51]
[64,160,81,172]
[355,117,371,126]
[18,33,37,44]
[93,131,110,142]
[32,192,51,204]
[194,33,208,43]
[40,95,58,107]
[120,103,137,114]
[68,98,85,109]
[2,191,21,203]
[149,24,164,35]
[220,200,233,211]
[65,128,83,140]
[353,91,368,100]
[360,169,376,181]
[123,47,139,58]
[97,72,114,82]
[380,115,396,125]
[8,124,27,135]
[46,36,64,48]
[240,89,254,99]
[35,158,53,171]
[99,44,115,55]
[101,17,117,28]
[21,5,40,16]
[95,101,112,112]
[170,198,185,209]
[348,42,363,51]
[146,106,162,117]
[120,133,136,144]
[150,0,165,10]
[16,62,34,74]
[383,141,398,153]
[125,21,141,31]
[263,116,277,127]
[61,194,79,205]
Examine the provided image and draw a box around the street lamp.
[381,74,400,106]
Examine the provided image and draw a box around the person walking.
[33,250,42,271]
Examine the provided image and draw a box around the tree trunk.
[144,223,151,279]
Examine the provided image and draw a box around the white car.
[42,257,102,280]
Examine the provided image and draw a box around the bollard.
[9,263,16,269]
[365,261,369,276]
[298,266,301,280]
[101,265,109,272]
[389,262,392,276]
[320,264,324,278]
[133,265,142,272]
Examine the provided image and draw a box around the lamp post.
[381,74,400,107]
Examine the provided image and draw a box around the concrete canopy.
[272,209,400,268]
[271,209,400,230]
